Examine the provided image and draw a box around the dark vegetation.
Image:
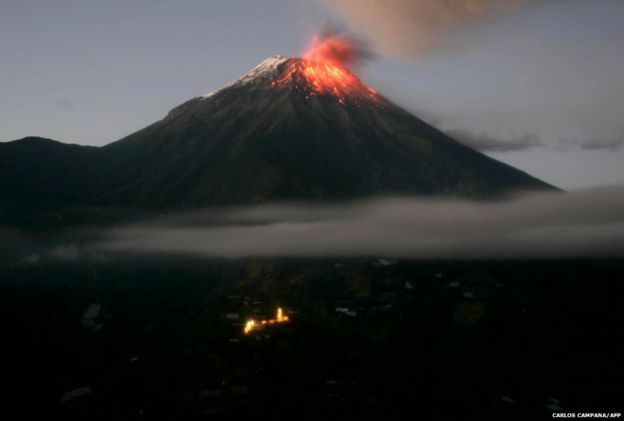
[1,258,621,420]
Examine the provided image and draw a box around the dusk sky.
[2,0,623,190]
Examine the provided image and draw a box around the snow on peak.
[200,55,289,99]
[238,55,289,83]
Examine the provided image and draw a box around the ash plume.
[320,0,538,57]
[304,23,375,68]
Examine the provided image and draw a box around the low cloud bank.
[95,188,624,259]
[445,129,624,153]
[445,130,543,152]
[578,137,624,151]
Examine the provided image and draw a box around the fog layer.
[95,188,624,259]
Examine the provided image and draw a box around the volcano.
[1,55,555,223]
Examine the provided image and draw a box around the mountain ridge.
[1,56,557,226]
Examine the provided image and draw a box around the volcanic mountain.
[1,55,555,223]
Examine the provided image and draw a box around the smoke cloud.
[94,188,624,260]
[320,0,537,57]
[305,24,375,66]
[445,129,543,152]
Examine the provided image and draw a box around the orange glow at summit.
[272,31,378,105]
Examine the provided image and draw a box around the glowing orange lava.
[244,307,290,335]
[271,32,378,105]
[304,32,362,68]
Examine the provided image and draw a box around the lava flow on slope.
[272,31,378,106]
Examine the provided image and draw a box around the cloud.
[445,129,543,152]
[48,244,84,261]
[578,137,624,151]
[443,129,624,153]
[95,188,624,259]
[319,0,538,57]
[21,254,41,264]
[0,229,106,265]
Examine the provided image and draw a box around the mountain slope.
[1,56,557,222]
[0,137,101,212]
[97,56,554,207]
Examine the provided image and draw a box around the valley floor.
[1,258,622,420]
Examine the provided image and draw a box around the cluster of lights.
[243,307,290,335]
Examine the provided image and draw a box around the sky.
[1,0,623,190]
